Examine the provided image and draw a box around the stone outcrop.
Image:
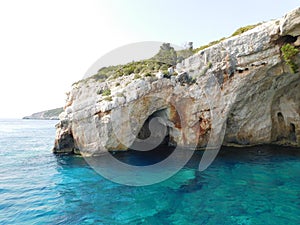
[54,8,300,156]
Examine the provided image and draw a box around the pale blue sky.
[0,0,299,118]
[100,0,299,46]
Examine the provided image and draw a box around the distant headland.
[23,107,63,120]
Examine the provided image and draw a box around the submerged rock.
[54,8,300,155]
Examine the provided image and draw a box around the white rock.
[156,71,164,79]
[54,8,300,155]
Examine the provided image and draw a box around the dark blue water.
[1,119,300,224]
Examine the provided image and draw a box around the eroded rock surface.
[54,8,300,155]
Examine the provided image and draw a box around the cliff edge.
[54,8,300,155]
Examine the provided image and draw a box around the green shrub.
[139,67,147,74]
[134,67,141,74]
[207,61,213,69]
[102,89,111,96]
[154,63,161,71]
[231,23,261,36]
[115,82,120,87]
[116,71,124,77]
[160,64,169,70]
[103,96,113,101]
[111,71,123,79]
[91,73,108,81]
[193,37,226,53]
[148,64,155,71]
[145,72,152,77]
[134,74,142,79]
[281,43,299,74]
[162,70,169,76]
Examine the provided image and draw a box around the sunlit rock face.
[54,8,300,156]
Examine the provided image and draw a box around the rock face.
[54,8,300,156]
[23,107,63,120]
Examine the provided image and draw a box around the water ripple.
[0,119,300,224]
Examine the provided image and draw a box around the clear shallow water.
[1,119,300,225]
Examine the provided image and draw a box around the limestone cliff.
[54,8,300,155]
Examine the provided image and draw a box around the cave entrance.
[276,112,285,141]
[277,112,284,122]
[273,35,298,45]
[274,112,297,144]
[136,108,172,146]
[289,123,297,143]
[126,108,176,165]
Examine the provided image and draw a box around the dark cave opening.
[275,112,297,144]
[273,35,298,45]
[290,123,297,143]
[276,112,285,141]
[114,109,177,166]
[136,108,171,145]
[277,112,284,122]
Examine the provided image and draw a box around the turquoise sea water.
[1,119,300,224]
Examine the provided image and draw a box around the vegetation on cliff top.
[89,60,167,83]
[193,23,261,53]
[74,22,263,85]
[231,23,262,36]
[193,37,226,53]
[81,43,191,84]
